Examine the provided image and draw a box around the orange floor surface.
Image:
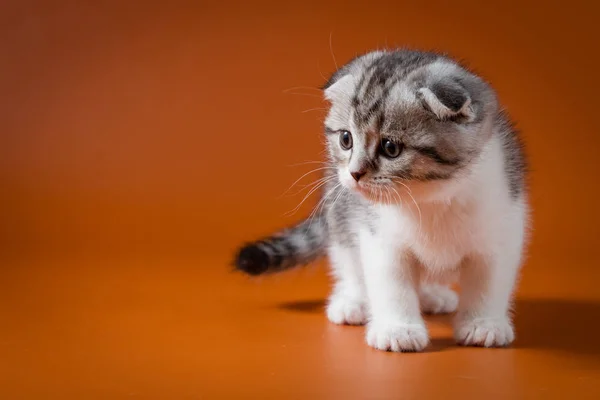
[1,1,600,399]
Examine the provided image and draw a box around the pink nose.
[351,170,366,182]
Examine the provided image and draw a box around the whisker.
[391,187,403,206]
[287,160,328,167]
[302,107,328,114]
[284,175,337,197]
[317,60,328,82]
[385,186,392,205]
[278,166,335,198]
[283,176,333,216]
[322,185,346,225]
[332,186,347,209]
[397,182,413,195]
[305,183,342,232]
[298,175,334,187]
[282,86,321,93]
[329,31,339,70]
[284,92,322,99]
[309,182,340,219]
[395,180,422,238]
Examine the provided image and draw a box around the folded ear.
[323,74,356,103]
[417,78,475,122]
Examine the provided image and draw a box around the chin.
[354,184,396,204]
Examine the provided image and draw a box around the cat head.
[322,50,498,203]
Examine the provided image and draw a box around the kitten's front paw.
[366,321,429,352]
[454,317,514,347]
[419,284,458,315]
[326,295,368,325]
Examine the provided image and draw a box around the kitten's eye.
[339,130,353,150]
[381,139,402,158]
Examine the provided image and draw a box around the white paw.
[454,317,515,347]
[366,321,429,352]
[419,284,458,315]
[326,295,368,325]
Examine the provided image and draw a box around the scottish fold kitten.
[234,49,528,352]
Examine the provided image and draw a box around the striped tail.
[234,215,328,276]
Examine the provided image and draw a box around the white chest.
[374,202,477,271]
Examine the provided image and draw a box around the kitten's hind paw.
[454,317,514,347]
[366,321,429,352]
[326,295,369,325]
[419,284,458,315]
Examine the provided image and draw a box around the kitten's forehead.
[325,82,421,135]
[350,82,427,136]
[326,53,450,132]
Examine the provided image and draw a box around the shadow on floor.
[279,299,326,313]
[513,298,600,357]
[279,298,600,357]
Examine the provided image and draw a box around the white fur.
[324,74,356,103]
[326,243,369,325]
[327,134,527,351]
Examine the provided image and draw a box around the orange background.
[1,1,599,398]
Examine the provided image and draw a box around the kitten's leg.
[326,242,368,325]
[361,237,428,352]
[419,283,458,315]
[417,262,459,315]
[454,246,522,347]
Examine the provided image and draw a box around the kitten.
[234,49,528,352]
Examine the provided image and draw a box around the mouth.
[351,182,389,201]
[338,171,397,203]
[354,182,374,194]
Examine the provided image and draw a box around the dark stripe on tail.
[234,215,327,276]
